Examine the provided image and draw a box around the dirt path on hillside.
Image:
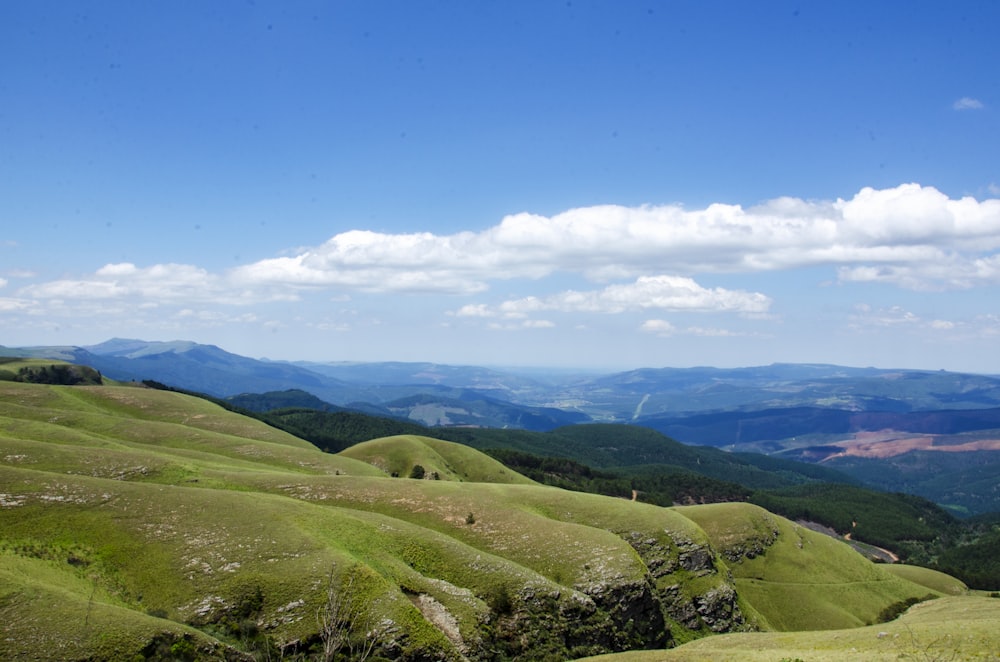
[798,520,899,562]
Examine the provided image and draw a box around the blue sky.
[2,1,999,372]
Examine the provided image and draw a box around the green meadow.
[581,595,1000,661]
[2,375,997,660]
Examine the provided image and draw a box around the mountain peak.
[85,338,204,358]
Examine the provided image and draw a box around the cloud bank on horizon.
[13,183,1000,304]
[4,182,1000,369]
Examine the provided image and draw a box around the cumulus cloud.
[10,184,1000,320]
[838,253,1000,290]
[455,275,771,319]
[640,319,677,335]
[231,230,499,294]
[953,97,984,110]
[230,183,1000,294]
[23,263,212,300]
[21,262,297,305]
[640,319,753,338]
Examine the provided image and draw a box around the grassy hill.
[1,377,990,660]
[70,375,1000,587]
[581,594,1000,661]
[340,435,537,484]
[675,503,945,631]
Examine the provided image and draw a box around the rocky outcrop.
[476,579,670,660]
[719,517,780,563]
[621,529,749,636]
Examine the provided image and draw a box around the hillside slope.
[675,503,945,631]
[340,435,538,484]
[582,595,1000,662]
[0,379,965,660]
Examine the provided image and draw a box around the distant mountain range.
[8,337,1000,417]
[5,337,1000,514]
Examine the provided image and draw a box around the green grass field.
[581,595,1000,661]
[1,378,992,661]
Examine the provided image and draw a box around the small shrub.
[66,553,89,567]
[168,637,196,662]
[409,465,425,480]
[876,595,934,623]
[484,584,513,614]
[465,512,476,525]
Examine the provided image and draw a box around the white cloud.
[838,253,1000,290]
[848,304,965,333]
[0,278,7,289]
[230,183,1000,294]
[231,230,496,294]
[640,319,677,336]
[640,319,753,338]
[857,305,920,327]
[486,319,556,331]
[453,303,497,318]
[175,309,259,325]
[0,297,34,312]
[953,97,984,110]
[460,275,771,319]
[20,262,298,305]
[10,184,1000,320]
[311,321,351,332]
[685,326,748,337]
[24,263,213,300]
[4,269,36,279]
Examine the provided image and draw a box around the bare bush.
[317,564,388,661]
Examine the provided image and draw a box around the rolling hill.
[2,369,988,660]
[581,594,1000,662]
[8,340,1000,516]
